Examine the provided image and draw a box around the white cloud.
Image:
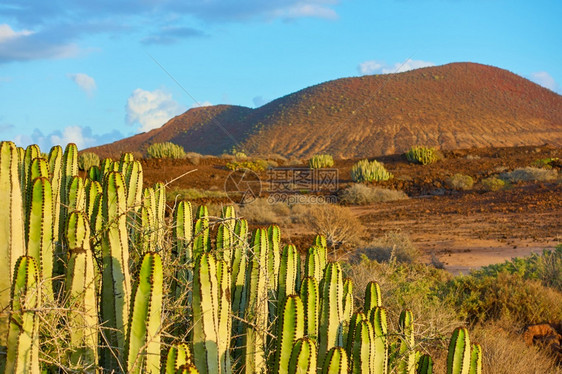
[358,59,435,75]
[274,3,339,20]
[126,88,187,132]
[0,23,79,63]
[13,126,123,150]
[194,101,213,108]
[530,71,558,92]
[0,24,34,42]
[67,73,97,96]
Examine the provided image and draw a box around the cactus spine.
[468,343,482,374]
[274,294,305,374]
[313,235,327,273]
[305,247,322,282]
[124,160,143,212]
[100,171,132,369]
[364,281,382,313]
[125,252,163,374]
[446,327,471,374]
[321,346,348,374]
[288,337,317,374]
[398,309,415,374]
[193,218,210,258]
[5,256,40,374]
[216,223,232,263]
[166,342,193,374]
[0,141,26,346]
[65,211,98,369]
[153,182,166,247]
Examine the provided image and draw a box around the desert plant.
[303,204,363,246]
[405,146,438,165]
[358,231,420,264]
[78,152,100,171]
[146,142,186,159]
[339,184,407,204]
[351,159,393,182]
[499,167,558,182]
[309,154,334,169]
[225,160,269,172]
[446,174,474,190]
[480,177,505,191]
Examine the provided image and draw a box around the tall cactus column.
[100,171,132,370]
[0,141,26,348]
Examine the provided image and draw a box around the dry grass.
[500,167,558,182]
[301,203,363,246]
[356,231,421,264]
[338,184,408,205]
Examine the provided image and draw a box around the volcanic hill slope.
[89,62,562,158]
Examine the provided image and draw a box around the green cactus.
[350,159,393,182]
[177,363,202,373]
[405,146,438,165]
[192,253,220,374]
[216,259,232,374]
[5,256,40,374]
[446,327,471,374]
[345,312,365,358]
[244,229,269,374]
[216,223,232,264]
[221,205,236,232]
[398,309,415,374]
[47,146,63,248]
[59,143,78,240]
[84,179,102,223]
[468,343,482,374]
[153,182,166,247]
[65,210,98,369]
[100,157,114,176]
[133,205,156,256]
[304,247,322,282]
[173,200,193,300]
[278,244,299,307]
[274,294,305,374]
[87,165,102,183]
[321,346,348,374]
[193,217,211,258]
[288,337,317,374]
[166,342,193,374]
[100,171,132,370]
[119,152,135,173]
[125,252,163,374]
[318,262,344,366]
[417,354,433,374]
[350,319,375,374]
[342,278,354,324]
[124,160,143,212]
[364,281,382,313]
[309,154,334,169]
[21,144,41,207]
[313,235,327,274]
[300,276,320,342]
[26,176,54,302]
[230,219,248,361]
[25,157,49,224]
[370,306,388,374]
[267,224,281,292]
[0,141,26,346]
[67,175,86,213]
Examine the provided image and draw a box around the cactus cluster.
[309,154,335,169]
[404,146,438,165]
[0,140,482,374]
[350,159,393,182]
[146,142,186,159]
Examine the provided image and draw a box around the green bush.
[308,154,334,169]
[446,174,474,190]
[339,184,408,205]
[481,176,506,191]
[225,159,269,172]
[350,159,393,182]
[78,152,100,171]
[405,146,438,165]
[146,142,186,159]
[532,157,559,169]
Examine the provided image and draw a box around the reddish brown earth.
[88,62,562,159]
[140,145,562,274]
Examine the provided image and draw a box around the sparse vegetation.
[339,184,408,205]
[78,151,100,171]
[355,231,421,264]
[350,159,393,182]
[308,153,334,168]
[225,159,269,172]
[481,176,506,191]
[302,203,363,246]
[446,173,474,190]
[146,141,186,159]
[500,166,558,182]
[405,145,438,165]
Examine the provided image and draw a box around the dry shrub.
[185,152,202,165]
[302,204,363,246]
[446,173,474,190]
[481,176,506,191]
[500,167,558,182]
[339,184,408,205]
[238,198,291,225]
[358,231,421,264]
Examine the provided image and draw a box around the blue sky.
[1,0,560,151]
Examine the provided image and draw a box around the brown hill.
[89,62,562,158]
